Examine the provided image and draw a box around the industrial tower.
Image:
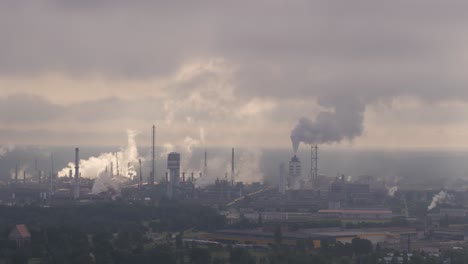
[150,125,156,185]
[309,145,318,187]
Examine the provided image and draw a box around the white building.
[288,155,301,189]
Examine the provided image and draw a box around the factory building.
[328,176,372,208]
[318,208,394,221]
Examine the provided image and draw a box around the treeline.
[0,200,225,233]
[0,201,226,263]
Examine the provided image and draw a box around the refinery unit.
[3,125,468,257]
[0,126,260,207]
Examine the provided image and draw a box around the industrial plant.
[1,125,468,264]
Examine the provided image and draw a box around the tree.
[147,244,176,264]
[189,247,211,264]
[115,230,131,250]
[274,226,282,246]
[230,248,255,264]
[351,238,373,256]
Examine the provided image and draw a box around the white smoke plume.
[196,156,226,187]
[199,127,206,145]
[58,130,140,179]
[159,126,207,175]
[235,148,264,184]
[387,186,398,197]
[9,165,30,181]
[0,143,15,159]
[196,148,264,187]
[160,136,201,171]
[290,98,365,153]
[91,171,121,195]
[428,190,453,211]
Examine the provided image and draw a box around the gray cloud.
[1,1,468,147]
[0,95,63,123]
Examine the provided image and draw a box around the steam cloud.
[58,130,140,180]
[9,165,30,180]
[92,171,121,196]
[196,148,264,187]
[290,98,365,153]
[428,190,453,211]
[387,186,398,197]
[0,144,15,159]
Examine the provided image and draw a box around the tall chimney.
[110,162,113,177]
[127,162,131,179]
[115,152,119,177]
[74,148,80,200]
[310,145,318,188]
[204,150,207,178]
[231,148,235,185]
[15,164,18,184]
[23,171,26,184]
[35,158,38,183]
[50,153,55,189]
[151,124,156,185]
[138,159,142,189]
[69,169,73,179]
[182,172,185,183]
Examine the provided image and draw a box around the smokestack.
[50,154,55,192]
[115,152,119,177]
[35,158,38,183]
[310,145,318,187]
[74,148,80,200]
[231,148,235,185]
[182,172,185,183]
[127,162,131,179]
[138,159,142,189]
[23,171,26,184]
[151,124,156,185]
[110,162,113,178]
[191,172,194,182]
[15,164,18,184]
[204,150,207,178]
[69,169,72,179]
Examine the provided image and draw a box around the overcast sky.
[1,1,468,150]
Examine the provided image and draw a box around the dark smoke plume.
[290,97,365,153]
